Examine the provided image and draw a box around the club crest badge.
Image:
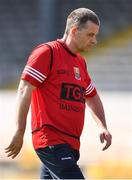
[74,67,81,80]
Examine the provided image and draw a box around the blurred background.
[0,0,132,179]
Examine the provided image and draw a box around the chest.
[50,50,87,88]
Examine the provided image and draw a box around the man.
[5,8,112,179]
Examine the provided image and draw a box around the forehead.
[81,20,100,34]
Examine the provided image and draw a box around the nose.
[92,36,97,45]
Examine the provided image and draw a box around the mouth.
[88,43,96,49]
[87,45,93,49]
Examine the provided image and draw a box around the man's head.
[64,8,100,52]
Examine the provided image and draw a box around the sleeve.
[21,44,51,87]
[84,61,97,98]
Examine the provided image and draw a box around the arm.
[86,93,112,151]
[5,80,36,158]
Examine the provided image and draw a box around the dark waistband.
[32,124,80,140]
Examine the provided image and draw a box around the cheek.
[82,38,90,47]
[82,36,90,44]
[85,36,91,43]
[76,35,88,48]
[78,40,85,48]
[79,36,87,45]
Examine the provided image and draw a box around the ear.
[70,26,78,36]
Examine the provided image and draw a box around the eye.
[87,33,94,37]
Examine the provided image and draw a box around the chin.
[80,47,91,53]
[85,47,92,52]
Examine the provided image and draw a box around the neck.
[61,34,79,54]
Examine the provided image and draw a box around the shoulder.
[27,45,48,63]
[28,41,57,60]
[31,43,51,56]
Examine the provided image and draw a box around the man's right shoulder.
[31,40,57,53]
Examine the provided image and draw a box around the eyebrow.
[88,32,99,36]
[87,32,95,36]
